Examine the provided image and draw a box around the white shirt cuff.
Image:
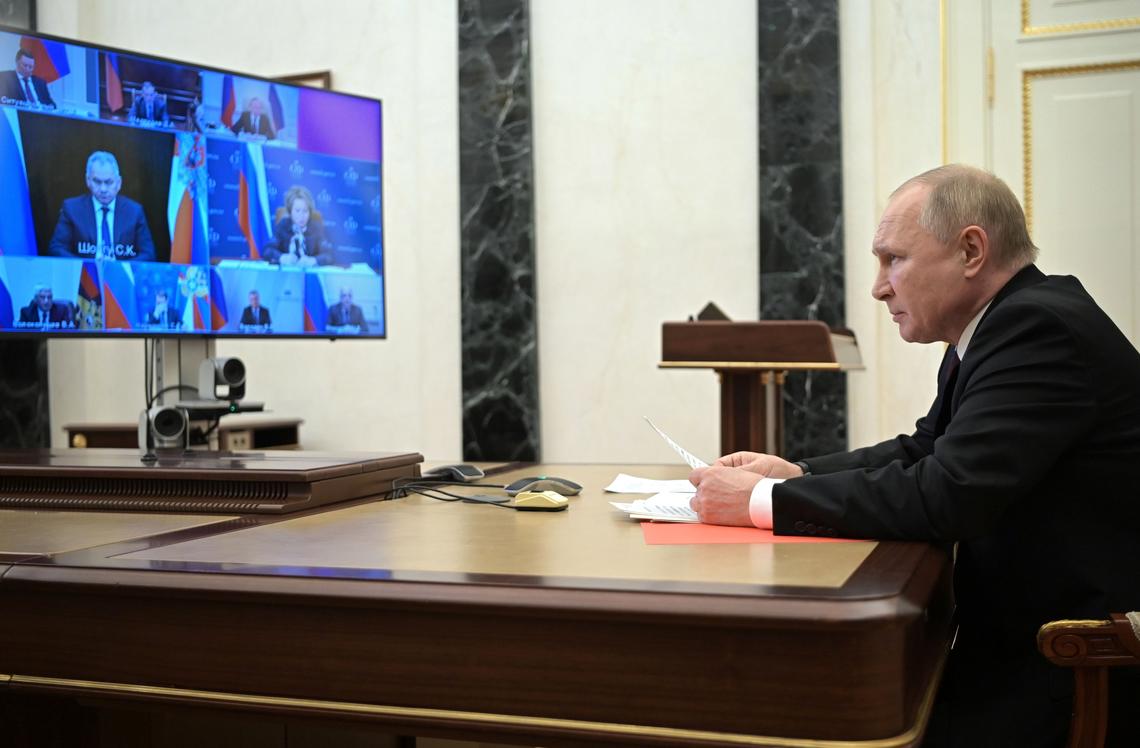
[748,477,783,529]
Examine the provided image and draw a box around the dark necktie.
[99,206,111,258]
[252,115,259,133]
[22,76,34,103]
[146,102,153,120]
[40,309,47,324]
[933,347,960,437]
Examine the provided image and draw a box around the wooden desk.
[64,417,303,450]
[0,463,952,747]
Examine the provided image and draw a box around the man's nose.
[871,271,891,301]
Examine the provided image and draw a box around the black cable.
[388,477,507,498]
[199,418,221,440]
[147,384,200,410]
[390,484,514,509]
[143,338,152,408]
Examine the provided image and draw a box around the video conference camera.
[140,357,263,460]
[198,356,245,401]
[138,404,190,451]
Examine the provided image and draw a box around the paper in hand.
[644,417,708,469]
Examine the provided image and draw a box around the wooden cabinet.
[64,418,302,450]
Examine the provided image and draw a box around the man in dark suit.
[326,287,368,332]
[145,290,179,328]
[47,150,156,262]
[128,81,168,125]
[239,290,271,331]
[689,165,1140,747]
[0,48,56,108]
[17,286,74,328]
[230,97,276,140]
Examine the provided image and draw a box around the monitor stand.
[0,449,423,514]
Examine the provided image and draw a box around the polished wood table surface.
[0,461,952,747]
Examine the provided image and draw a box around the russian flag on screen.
[20,36,70,82]
[220,74,236,127]
[0,110,36,256]
[236,144,271,259]
[168,134,209,265]
[0,262,14,328]
[104,53,124,112]
[303,273,326,333]
[209,268,228,330]
[102,263,137,330]
[268,84,285,131]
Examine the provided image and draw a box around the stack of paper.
[605,418,707,523]
[609,493,699,523]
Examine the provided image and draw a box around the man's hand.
[714,451,803,478]
[687,466,761,526]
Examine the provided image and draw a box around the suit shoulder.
[117,195,144,211]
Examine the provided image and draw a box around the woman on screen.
[262,185,334,267]
[184,97,206,133]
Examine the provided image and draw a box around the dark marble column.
[458,0,539,461]
[0,339,51,448]
[758,0,846,458]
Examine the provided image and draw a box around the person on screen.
[17,286,75,329]
[145,290,179,328]
[686,165,1140,746]
[47,150,157,262]
[184,97,206,133]
[0,48,56,108]
[326,287,368,333]
[239,290,271,331]
[262,186,334,267]
[230,97,276,140]
[128,81,168,125]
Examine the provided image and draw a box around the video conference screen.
[0,26,385,338]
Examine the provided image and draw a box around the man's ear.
[959,225,988,278]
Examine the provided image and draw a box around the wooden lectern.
[660,321,863,457]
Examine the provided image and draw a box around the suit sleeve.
[262,221,287,263]
[48,202,78,256]
[774,302,1096,541]
[128,203,156,261]
[38,79,55,107]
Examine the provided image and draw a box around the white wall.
[531,0,759,463]
[840,1,946,449]
[40,0,463,459]
[38,0,942,463]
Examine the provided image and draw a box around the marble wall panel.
[0,340,50,448]
[458,0,539,461]
[758,0,846,458]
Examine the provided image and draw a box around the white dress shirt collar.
[956,300,993,361]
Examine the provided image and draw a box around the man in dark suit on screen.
[0,48,56,108]
[230,97,276,140]
[47,150,156,262]
[128,80,168,125]
[326,287,368,333]
[145,290,179,328]
[239,290,271,332]
[18,286,74,329]
[688,165,1140,747]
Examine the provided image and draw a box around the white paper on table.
[604,473,696,494]
[609,492,699,523]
